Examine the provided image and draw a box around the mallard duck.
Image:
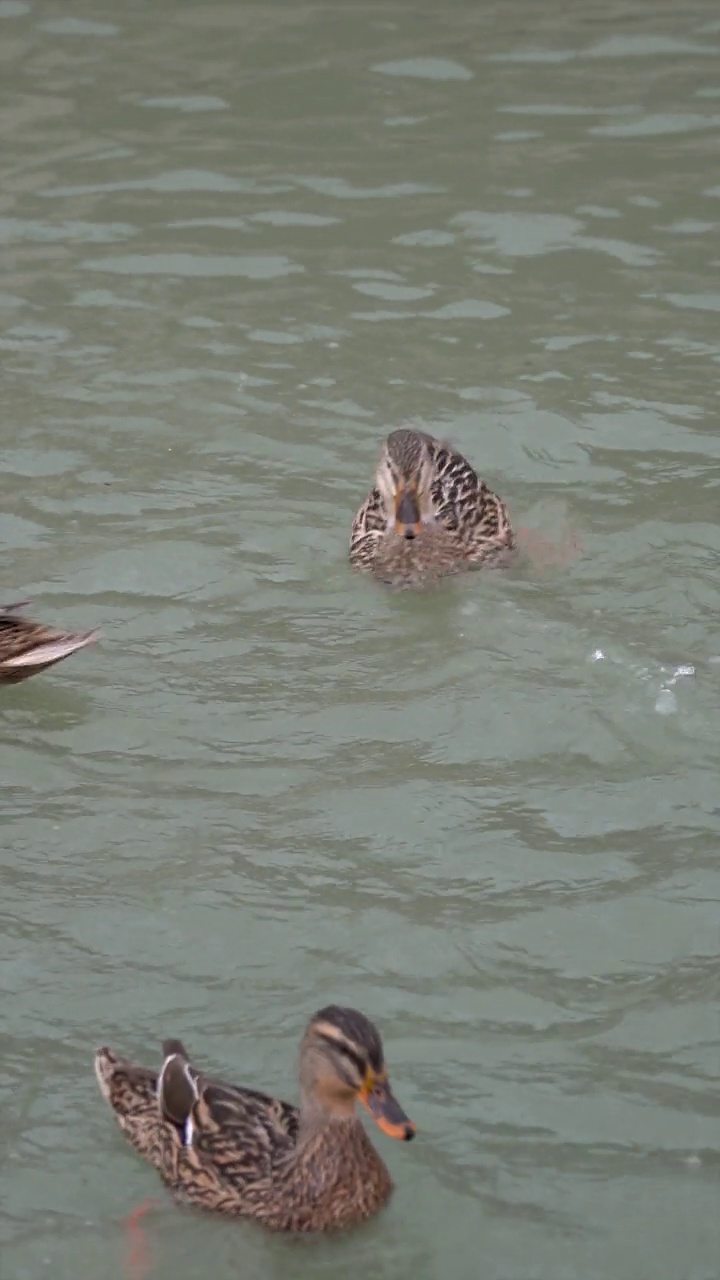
[350,427,514,585]
[94,1005,415,1233]
[0,601,100,684]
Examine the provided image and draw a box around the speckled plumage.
[350,428,514,584]
[0,602,99,683]
[94,1006,414,1233]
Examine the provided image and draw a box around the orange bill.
[359,1073,415,1141]
[394,488,423,538]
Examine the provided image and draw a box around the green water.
[2,2,719,1278]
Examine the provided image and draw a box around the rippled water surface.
[2,1,719,1277]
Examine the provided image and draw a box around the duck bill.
[359,1076,415,1141]
[394,488,423,539]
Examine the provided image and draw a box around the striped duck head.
[299,1005,415,1141]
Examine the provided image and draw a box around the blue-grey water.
[2,2,719,1278]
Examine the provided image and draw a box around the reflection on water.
[1,1,719,1278]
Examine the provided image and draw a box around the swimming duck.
[94,1005,415,1232]
[350,427,514,585]
[0,601,100,683]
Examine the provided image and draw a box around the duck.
[350,427,514,585]
[0,601,100,684]
[94,1004,415,1233]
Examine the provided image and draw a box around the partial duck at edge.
[0,602,99,683]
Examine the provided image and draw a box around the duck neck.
[296,1096,358,1149]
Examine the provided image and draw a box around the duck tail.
[1,627,101,679]
[94,1047,158,1120]
[95,1046,168,1165]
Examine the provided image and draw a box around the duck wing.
[159,1040,298,1139]
[428,438,514,555]
[157,1041,299,1182]
[350,485,387,568]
